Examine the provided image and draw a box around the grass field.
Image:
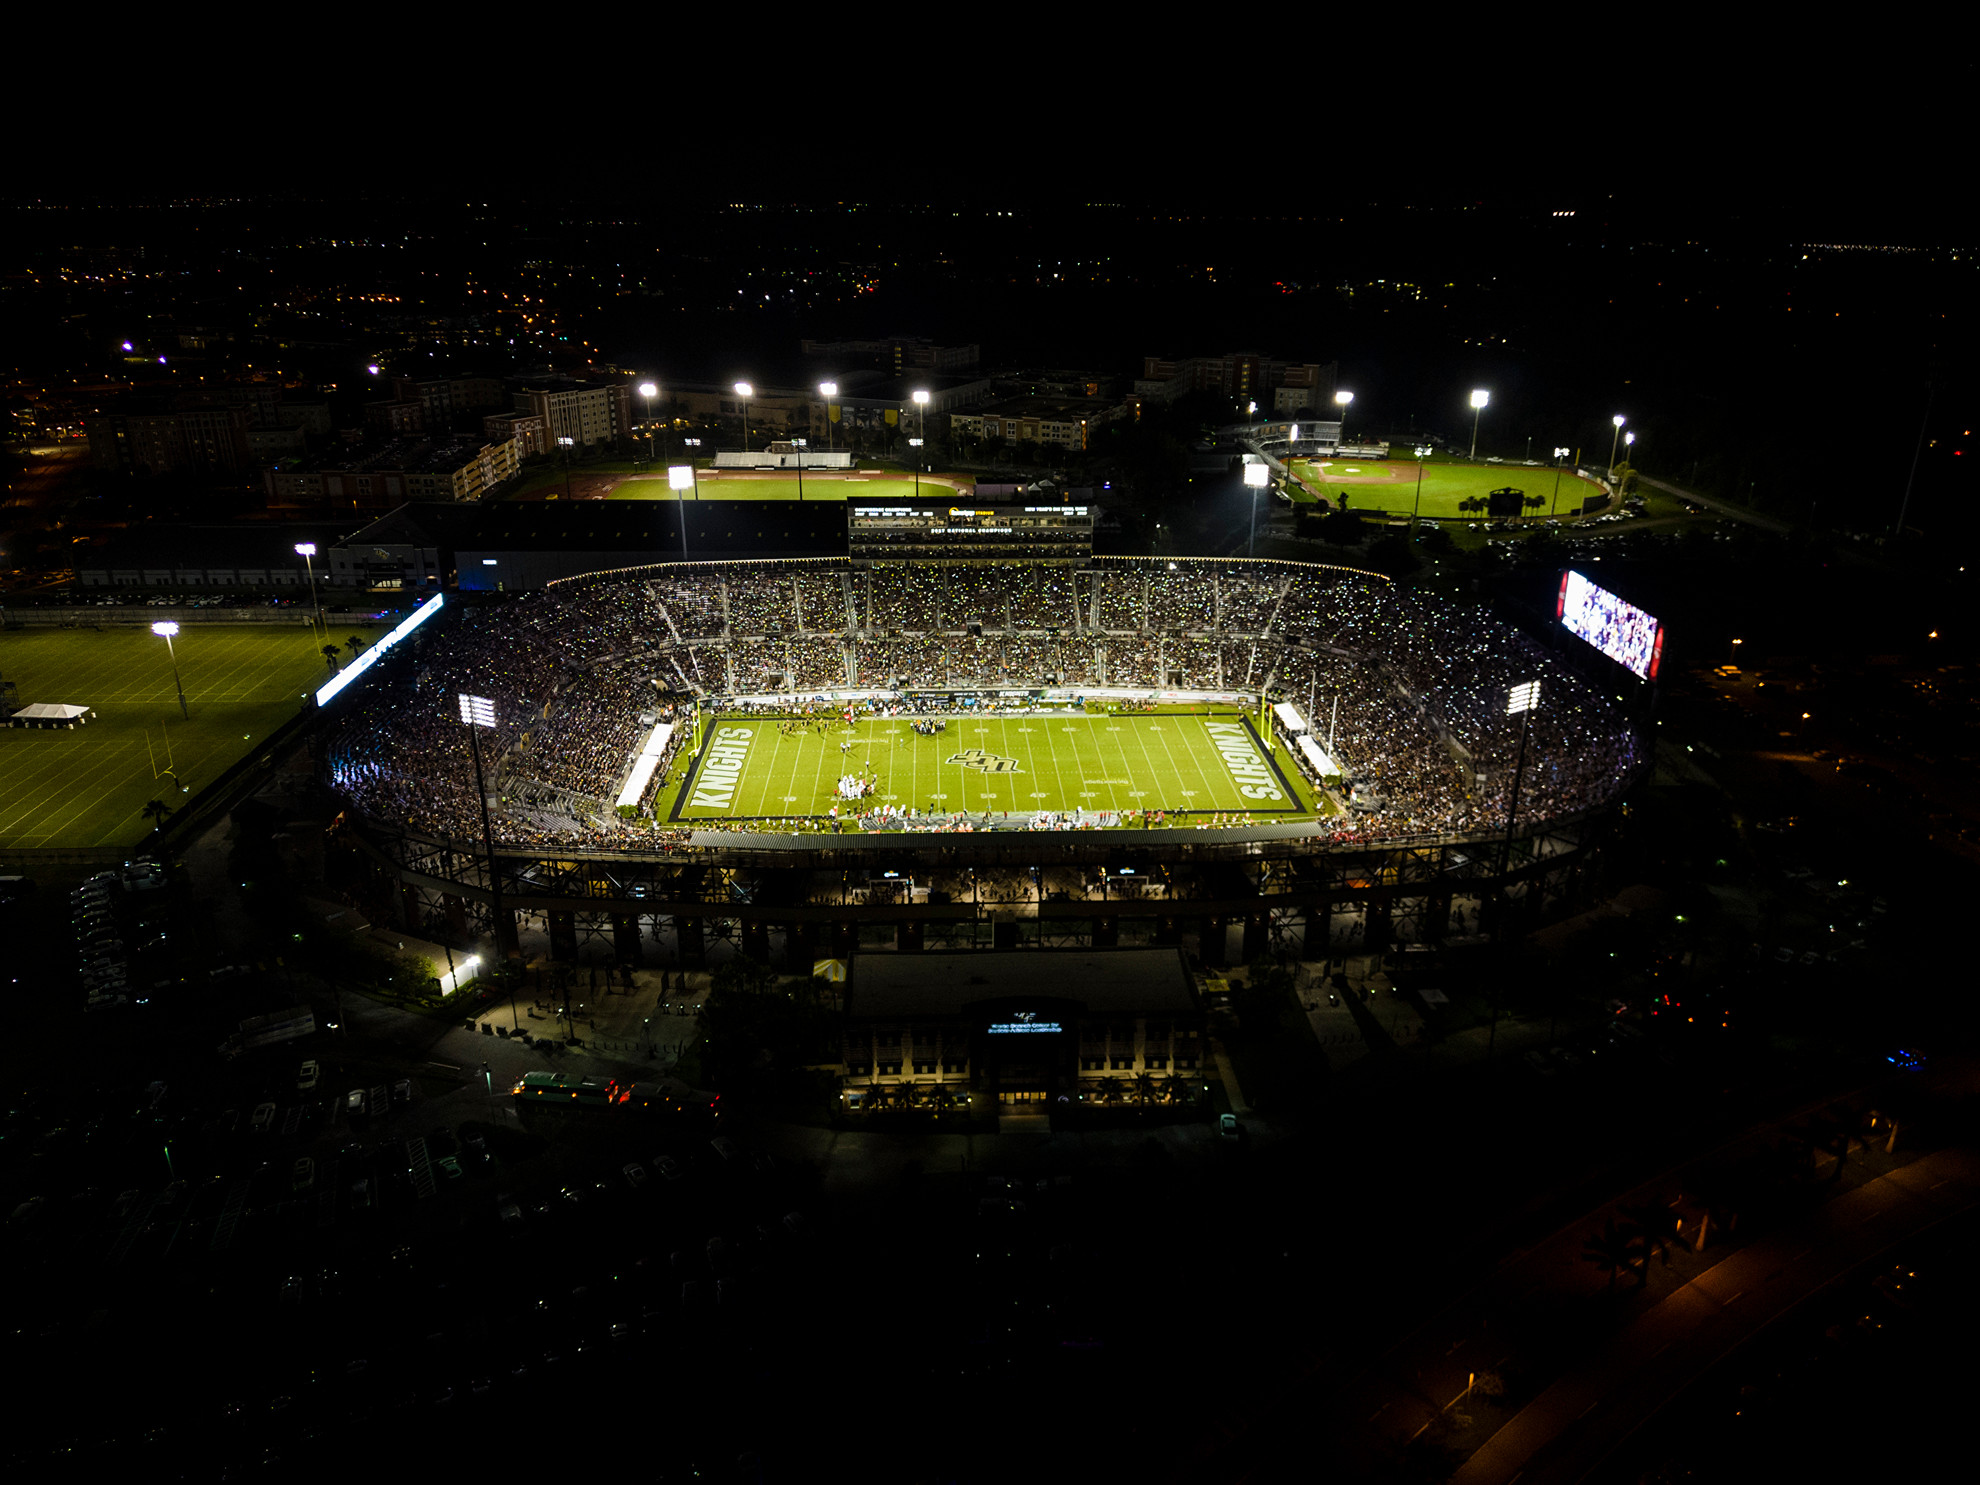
[608,475,958,503]
[0,624,381,849]
[1287,458,1605,520]
[667,710,1315,825]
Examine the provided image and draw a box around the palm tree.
[141,798,175,831]
[1160,1074,1189,1106]
[346,635,368,657]
[1580,1217,1642,1292]
[321,643,342,671]
[1132,1072,1155,1108]
[1620,1201,1679,1282]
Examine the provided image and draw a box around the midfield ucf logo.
[945,748,1023,774]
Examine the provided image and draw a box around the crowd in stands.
[323,558,1643,850]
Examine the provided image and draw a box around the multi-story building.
[483,411,547,457]
[838,949,1204,1114]
[1135,352,1337,412]
[513,377,633,449]
[264,434,522,510]
[87,396,254,477]
[948,396,1093,451]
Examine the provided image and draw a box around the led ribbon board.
[315,591,446,707]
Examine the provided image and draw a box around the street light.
[294,542,323,639]
[1608,414,1626,473]
[1243,461,1270,558]
[818,382,838,452]
[457,693,512,957]
[638,381,658,463]
[1468,389,1490,460]
[734,382,753,452]
[152,621,188,720]
[1334,389,1353,447]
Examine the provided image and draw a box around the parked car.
[297,1060,320,1091]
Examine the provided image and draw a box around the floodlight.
[818,381,837,397]
[1554,447,1571,459]
[1334,390,1353,407]
[637,381,658,398]
[1612,414,1626,428]
[668,465,694,491]
[151,621,179,637]
[1289,424,1301,442]
[911,390,930,406]
[1470,390,1490,409]
[458,693,497,728]
[294,542,316,557]
[1624,432,1636,446]
[1243,463,1270,487]
[734,381,753,398]
[1507,680,1541,714]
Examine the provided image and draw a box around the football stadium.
[319,550,1651,966]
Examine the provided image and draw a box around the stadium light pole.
[819,382,838,452]
[557,435,575,500]
[668,466,694,561]
[638,382,658,464]
[734,382,753,453]
[908,439,925,496]
[1468,389,1490,461]
[1608,414,1626,473]
[1334,389,1353,448]
[1550,447,1571,517]
[912,389,930,477]
[1489,678,1541,1063]
[294,542,323,639]
[792,438,806,501]
[1243,461,1270,557]
[458,693,513,959]
[152,621,188,720]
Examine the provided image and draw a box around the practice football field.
[666,711,1316,824]
[0,623,381,849]
[608,475,959,503]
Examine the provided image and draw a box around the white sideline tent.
[8,703,95,729]
[1272,701,1307,733]
[1298,733,1340,778]
[614,722,675,809]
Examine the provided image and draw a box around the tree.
[321,643,342,670]
[1523,493,1546,515]
[1132,1072,1155,1107]
[1620,1202,1679,1282]
[1487,486,1528,519]
[142,798,175,830]
[346,635,368,656]
[1580,1217,1642,1291]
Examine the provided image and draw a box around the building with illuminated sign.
[839,948,1204,1115]
[847,499,1094,562]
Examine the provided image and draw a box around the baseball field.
[667,709,1320,825]
[0,623,382,850]
[1286,458,1606,520]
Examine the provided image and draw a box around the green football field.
[0,623,381,849]
[609,475,961,502]
[1287,458,1603,519]
[667,710,1316,824]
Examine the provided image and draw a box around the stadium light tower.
[734,382,753,452]
[818,382,838,451]
[151,621,189,720]
[667,465,695,561]
[908,438,925,495]
[1623,430,1636,466]
[911,388,930,466]
[1334,389,1353,446]
[457,693,513,957]
[294,542,323,639]
[557,435,575,500]
[1608,414,1626,473]
[1550,447,1572,517]
[1468,389,1490,460]
[1243,461,1271,558]
[638,382,658,463]
[1499,679,1541,924]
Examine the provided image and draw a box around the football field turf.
[0,623,381,850]
[667,711,1315,824]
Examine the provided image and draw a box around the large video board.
[1557,570,1662,680]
